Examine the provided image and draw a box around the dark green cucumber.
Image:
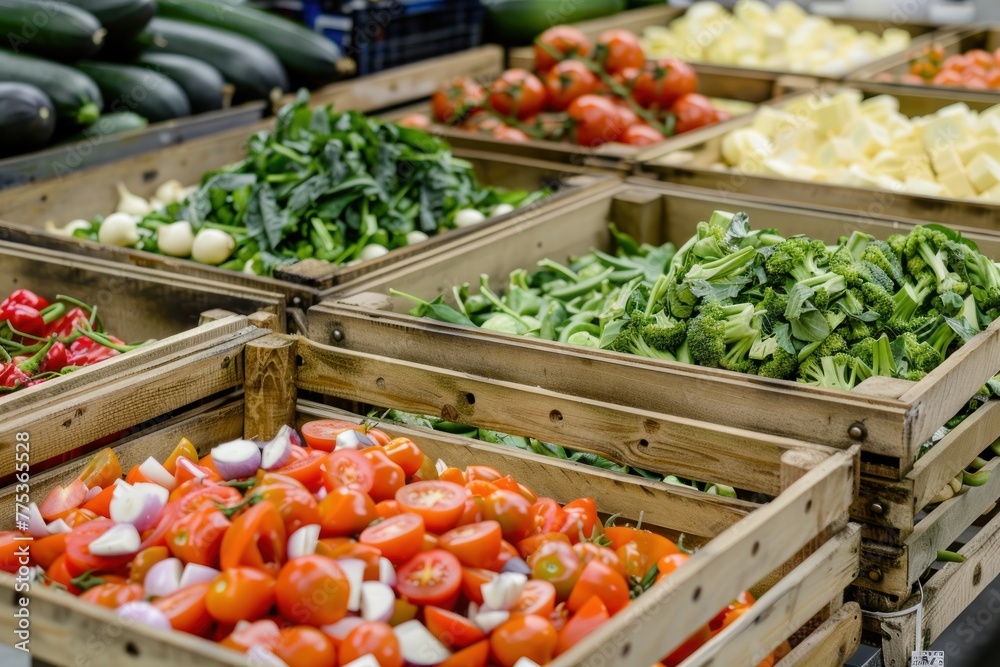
[155,0,342,83]
[75,61,191,123]
[62,111,147,143]
[0,82,56,157]
[142,18,289,103]
[66,0,155,43]
[0,51,102,126]
[133,52,226,114]
[0,0,106,60]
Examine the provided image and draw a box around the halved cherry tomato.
[62,508,98,527]
[220,500,286,575]
[206,566,277,624]
[64,519,134,576]
[362,447,406,501]
[511,579,557,617]
[484,489,533,542]
[340,621,403,667]
[301,419,361,451]
[323,540,381,580]
[76,448,122,489]
[465,480,499,498]
[318,487,378,537]
[492,539,518,570]
[221,618,281,652]
[396,481,468,533]
[363,427,391,447]
[562,498,598,541]
[129,546,169,583]
[465,465,503,483]
[46,554,81,594]
[251,481,320,535]
[375,499,403,520]
[439,520,502,568]
[82,484,116,517]
[517,531,570,559]
[359,512,425,564]
[29,533,66,570]
[605,526,679,578]
[153,581,213,636]
[461,567,496,605]
[394,549,462,607]
[0,531,25,573]
[276,555,350,626]
[567,559,629,614]
[322,449,375,493]
[80,582,144,609]
[272,626,337,667]
[490,614,558,667]
[383,437,424,477]
[439,467,465,485]
[39,479,88,521]
[439,639,490,667]
[574,542,623,576]
[163,438,198,475]
[529,540,582,600]
[277,451,326,490]
[557,595,609,655]
[166,506,230,566]
[423,606,484,652]
[457,496,485,526]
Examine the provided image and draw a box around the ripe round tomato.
[573,542,623,575]
[492,125,532,142]
[206,567,276,624]
[439,520,502,568]
[153,582,213,636]
[278,451,327,490]
[490,614,558,667]
[568,94,627,146]
[39,479,88,521]
[535,25,591,73]
[64,519,134,576]
[129,546,169,584]
[529,540,582,600]
[431,76,485,124]
[567,559,629,614]
[483,489,533,542]
[301,420,361,451]
[663,624,712,667]
[219,500,286,575]
[545,60,599,111]
[465,466,502,483]
[511,579,557,617]
[272,626,336,667]
[672,93,717,134]
[29,533,67,570]
[614,101,639,129]
[396,481,468,533]
[165,506,230,566]
[596,29,645,74]
[276,555,350,626]
[323,449,376,493]
[394,549,462,607]
[46,554,81,594]
[632,58,697,109]
[359,512,425,564]
[318,487,378,537]
[397,113,432,130]
[173,481,242,513]
[384,437,425,477]
[605,526,679,579]
[375,499,403,520]
[489,69,547,120]
[362,447,406,501]
[561,498,598,542]
[557,595,609,655]
[658,552,689,578]
[76,448,123,489]
[439,640,490,667]
[79,582,144,609]
[252,481,320,535]
[425,605,486,649]
[340,621,402,667]
[623,123,666,146]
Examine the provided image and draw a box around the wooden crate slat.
[776,602,863,667]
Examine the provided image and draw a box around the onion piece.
[514,659,543,667]
[144,558,182,598]
[378,557,396,586]
[321,616,365,642]
[117,602,171,630]
[46,519,71,535]
[435,459,448,475]
[211,439,261,480]
[176,457,208,481]
[360,581,395,623]
[247,646,289,667]
[261,426,294,470]
[180,563,219,589]
[139,457,177,491]
[481,572,526,611]
[84,485,103,502]
[338,558,366,612]
[110,483,168,531]
[473,609,510,633]
[88,523,141,556]
[501,557,531,576]
[287,524,320,559]
[393,620,452,664]
[335,430,374,451]
[26,503,47,538]
[341,657,381,667]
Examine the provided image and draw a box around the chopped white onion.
[180,563,219,589]
[287,524,321,559]
[139,457,177,491]
[26,503,47,538]
[144,558,182,598]
[261,426,294,470]
[117,602,171,630]
[46,519,71,535]
[393,620,452,664]
[87,523,141,556]
[378,557,396,586]
[341,656,381,667]
[473,609,510,633]
[84,486,103,502]
[321,616,366,642]
[360,581,395,623]
[210,439,261,480]
[176,457,208,480]
[335,430,374,451]
[110,483,168,532]
[247,646,290,667]
[435,459,448,475]
[514,659,543,667]
[481,572,527,611]
[338,558,366,612]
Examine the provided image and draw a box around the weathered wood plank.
[776,602,863,667]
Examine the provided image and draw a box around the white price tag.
[911,651,945,667]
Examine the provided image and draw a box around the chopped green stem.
[962,470,991,487]
[936,550,966,563]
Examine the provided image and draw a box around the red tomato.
[561,498,598,542]
[375,499,403,520]
[362,447,406,501]
[663,625,713,666]
[39,479,88,521]
[596,29,646,74]
[425,605,486,648]
[439,467,466,485]
[46,553,81,594]
[567,559,630,614]
[61,508,98,528]
[464,480,499,498]
[272,626,336,667]
[174,457,220,486]
[658,552,689,578]
[465,466,503,483]
[605,526,679,578]
[672,93,717,134]
[614,101,639,129]
[163,438,198,475]
[557,595,609,655]
[490,614,558,667]
[81,484,116,517]
[439,640,490,667]
[632,58,697,109]
[932,69,965,86]
[153,582,214,636]
[517,531,570,559]
[323,450,376,494]
[460,567,496,605]
[340,621,403,667]
[252,481,320,535]
[206,567,276,623]
[221,619,281,653]
[483,490,533,542]
[535,25,591,73]
[491,125,532,142]
[320,539,381,580]
[511,579,557,617]
[489,69,547,119]
[278,451,327,490]
[396,481,468,533]
[80,582,144,609]
[383,438,425,477]
[624,123,666,146]
[29,533,66,570]
[276,555,350,626]
[165,506,230,566]
[397,113,432,130]
[64,519,134,576]
[529,540,582,600]
[359,512,425,564]
[568,94,627,146]
[439,520,502,568]
[301,419,363,451]
[76,448,123,489]
[318,487,378,537]
[545,59,599,111]
[574,542,623,575]
[528,498,567,535]
[219,500,286,575]
[140,502,183,551]
[174,483,242,515]
[431,76,485,124]
[129,546,169,584]
[394,549,462,607]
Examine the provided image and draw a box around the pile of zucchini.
[0,0,343,159]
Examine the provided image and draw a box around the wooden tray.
[0,331,861,667]
[639,83,1000,229]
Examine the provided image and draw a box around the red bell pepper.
[46,307,91,338]
[2,290,50,311]
[40,342,70,373]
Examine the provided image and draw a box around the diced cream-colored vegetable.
[967,153,1000,194]
[936,169,975,199]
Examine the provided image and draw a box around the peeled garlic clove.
[115,183,151,217]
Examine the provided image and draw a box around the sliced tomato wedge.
[301,420,363,451]
[38,479,88,521]
[438,639,489,667]
[359,513,425,564]
[322,450,375,493]
[511,579,557,617]
[425,606,486,649]
[153,581,214,636]
[64,519,134,576]
[396,481,468,533]
[394,549,462,608]
[439,520,502,569]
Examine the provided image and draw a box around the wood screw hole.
[295,355,304,367]
[974,563,983,587]
[376,377,385,389]
[870,501,885,515]
[465,393,476,405]
[692,586,701,602]
[639,439,649,448]
[125,642,140,657]
[868,568,882,582]
[752,541,759,556]
[549,410,562,422]
[805,499,812,513]
[222,357,231,368]
[621,643,631,657]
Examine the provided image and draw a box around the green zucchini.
[75,61,191,123]
[483,0,626,45]
[155,0,342,84]
[0,51,102,125]
[134,52,226,114]
[142,18,289,103]
[0,83,56,157]
[66,0,155,43]
[62,111,147,143]
[0,0,106,60]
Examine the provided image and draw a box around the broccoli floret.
[628,335,677,360]
[683,245,757,283]
[602,319,644,355]
[798,354,863,391]
[758,347,799,379]
[829,249,866,287]
[815,333,848,357]
[861,282,895,321]
[862,240,904,286]
[691,220,728,260]
[641,310,687,352]
[846,318,872,343]
[888,276,934,330]
[965,253,1000,315]
[686,301,759,367]
[904,226,968,295]
[850,338,875,367]
[759,287,789,320]
[764,237,830,283]
[862,261,896,293]
[799,271,848,299]
[720,334,760,375]
[888,234,907,258]
[898,331,941,374]
[905,369,928,382]
[675,337,693,364]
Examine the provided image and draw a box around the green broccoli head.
[814,333,848,357]
[797,354,862,391]
[899,331,942,374]
[757,347,799,379]
[641,311,687,352]
[764,237,830,283]
[861,282,895,321]
[691,220,729,260]
[845,318,872,343]
[850,337,876,367]
[686,306,726,367]
[862,239,904,286]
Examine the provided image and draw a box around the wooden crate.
[639,83,1000,229]
[0,330,861,667]
[308,180,1000,609]
[848,26,1000,102]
